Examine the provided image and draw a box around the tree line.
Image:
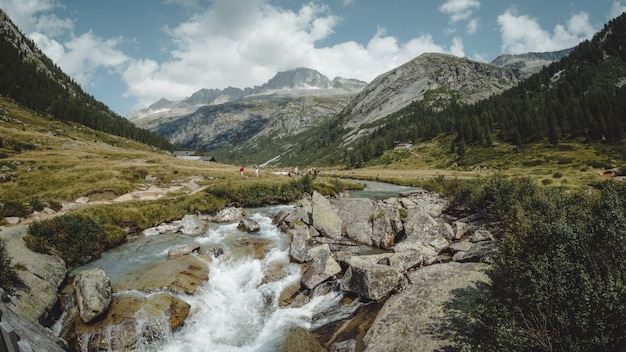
[0,27,174,151]
[342,13,626,167]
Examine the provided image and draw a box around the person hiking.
[254,165,259,178]
[239,165,245,176]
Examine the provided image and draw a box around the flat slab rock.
[113,255,208,294]
[363,262,489,352]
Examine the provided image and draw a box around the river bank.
[2,180,496,351]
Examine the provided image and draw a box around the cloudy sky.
[1,0,625,116]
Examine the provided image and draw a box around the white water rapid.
[67,209,345,351]
[148,211,345,351]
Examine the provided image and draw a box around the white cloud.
[123,1,461,108]
[466,18,479,34]
[450,37,465,57]
[439,0,480,23]
[0,0,72,36]
[1,0,468,112]
[497,9,596,54]
[60,32,130,86]
[609,1,626,19]
[1,0,128,88]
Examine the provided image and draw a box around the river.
[64,180,419,351]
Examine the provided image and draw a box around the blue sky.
[1,0,625,116]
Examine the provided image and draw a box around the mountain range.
[2,6,624,170]
[129,48,569,166]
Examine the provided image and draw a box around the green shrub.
[25,214,109,267]
[0,239,18,293]
[445,180,626,351]
[208,174,314,207]
[30,198,45,212]
[0,200,29,218]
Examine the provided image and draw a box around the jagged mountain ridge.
[490,47,575,75]
[143,50,572,166]
[127,68,366,121]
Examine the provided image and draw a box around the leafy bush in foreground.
[25,214,110,267]
[445,178,626,351]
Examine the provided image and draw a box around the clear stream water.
[65,181,419,351]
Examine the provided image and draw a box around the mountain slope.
[340,53,524,130]
[341,13,626,168]
[0,9,173,151]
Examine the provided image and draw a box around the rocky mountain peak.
[490,48,574,75]
[260,68,331,90]
[340,52,524,132]
[127,67,366,121]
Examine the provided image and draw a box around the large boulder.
[362,262,489,352]
[332,198,400,249]
[73,268,112,323]
[340,254,404,301]
[311,192,343,240]
[301,244,342,290]
[179,214,207,235]
[454,240,500,263]
[333,198,376,245]
[399,190,449,217]
[237,217,261,233]
[62,292,189,352]
[283,198,313,225]
[394,211,450,264]
[401,208,439,239]
[289,224,312,263]
[208,207,245,223]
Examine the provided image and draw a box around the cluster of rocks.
[275,191,496,299]
[272,190,498,350]
[55,188,498,351]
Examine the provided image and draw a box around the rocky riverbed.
[2,186,498,351]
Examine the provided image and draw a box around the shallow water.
[345,179,422,200]
[66,181,414,350]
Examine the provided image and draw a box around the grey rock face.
[491,47,574,75]
[311,192,343,240]
[340,255,404,301]
[209,207,245,223]
[73,268,112,323]
[180,214,207,235]
[363,262,489,352]
[301,244,342,290]
[340,53,524,136]
[237,217,261,233]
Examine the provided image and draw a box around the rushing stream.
[63,180,420,351]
